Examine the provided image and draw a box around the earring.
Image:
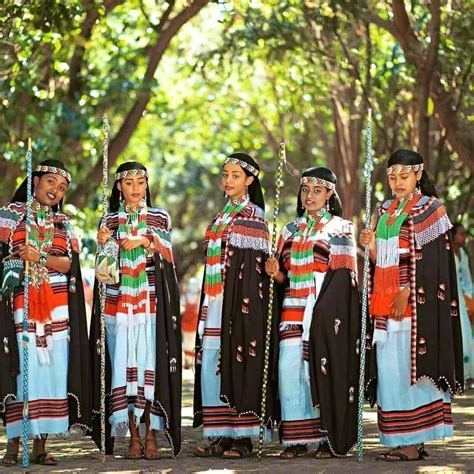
[326,199,330,211]
[415,181,421,194]
[119,191,123,203]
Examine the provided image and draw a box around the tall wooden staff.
[99,114,109,462]
[257,142,286,461]
[357,109,373,462]
[21,138,33,468]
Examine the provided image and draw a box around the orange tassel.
[29,282,55,324]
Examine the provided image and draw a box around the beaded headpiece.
[300,176,335,191]
[115,169,149,180]
[36,165,71,183]
[223,157,259,177]
[386,163,424,175]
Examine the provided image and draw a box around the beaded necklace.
[118,200,148,310]
[289,209,331,298]
[204,195,249,297]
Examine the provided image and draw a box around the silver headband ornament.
[387,163,424,175]
[36,165,71,183]
[223,157,259,177]
[300,176,335,191]
[115,169,149,180]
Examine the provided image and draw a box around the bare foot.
[126,438,143,459]
[144,436,160,460]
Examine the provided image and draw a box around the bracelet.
[145,239,155,255]
[39,251,48,266]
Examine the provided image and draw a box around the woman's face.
[388,168,422,200]
[33,173,69,207]
[221,162,254,200]
[118,175,147,206]
[453,226,466,246]
[300,182,333,215]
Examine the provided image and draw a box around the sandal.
[194,437,233,458]
[314,442,334,459]
[280,444,308,459]
[31,452,58,465]
[222,438,253,459]
[125,438,143,460]
[378,445,428,462]
[1,453,18,467]
[144,437,161,460]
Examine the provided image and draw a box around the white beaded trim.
[36,165,71,183]
[224,157,259,177]
[300,176,335,190]
[115,169,149,180]
[387,163,424,175]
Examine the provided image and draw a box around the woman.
[0,159,91,466]
[265,166,360,459]
[91,161,181,459]
[451,223,474,388]
[193,153,277,459]
[361,149,463,461]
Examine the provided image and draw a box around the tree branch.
[69,0,210,205]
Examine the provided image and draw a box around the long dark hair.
[11,159,71,213]
[296,167,343,217]
[388,149,438,197]
[109,161,153,213]
[226,152,265,211]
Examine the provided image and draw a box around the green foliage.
[0,0,472,277]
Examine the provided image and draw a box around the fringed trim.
[0,203,24,244]
[67,391,82,420]
[0,393,17,411]
[56,214,81,253]
[328,221,357,273]
[219,393,261,421]
[414,375,464,398]
[228,218,270,254]
[151,227,174,264]
[154,398,180,458]
[412,198,452,248]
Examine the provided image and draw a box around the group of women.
[0,149,464,466]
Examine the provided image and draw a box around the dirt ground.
[1,370,473,473]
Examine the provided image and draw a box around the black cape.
[365,197,464,403]
[193,209,279,429]
[0,208,92,431]
[275,217,361,456]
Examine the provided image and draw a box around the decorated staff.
[357,109,373,462]
[257,142,286,461]
[21,138,33,468]
[99,114,109,462]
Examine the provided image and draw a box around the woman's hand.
[359,229,375,249]
[18,244,40,263]
[265,257,279,278]
[390,287,410,320]
[97,226,112,245]
[121,236,150,251]
[264,257,286,284]
[359,217,377,262]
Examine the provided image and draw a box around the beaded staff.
[99,114,109,462]
[357,109,373,462]
[21,138,33,468]
[257,142,286,461]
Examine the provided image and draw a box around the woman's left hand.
[121,236,149,251]
[390,287,410,320]
[18,244,40,263]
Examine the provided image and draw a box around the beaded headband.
[115,169,149,180]
[36,165,71,183]
[223,157,259,177]
[300,176,336,191]
[387,163,424,175]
